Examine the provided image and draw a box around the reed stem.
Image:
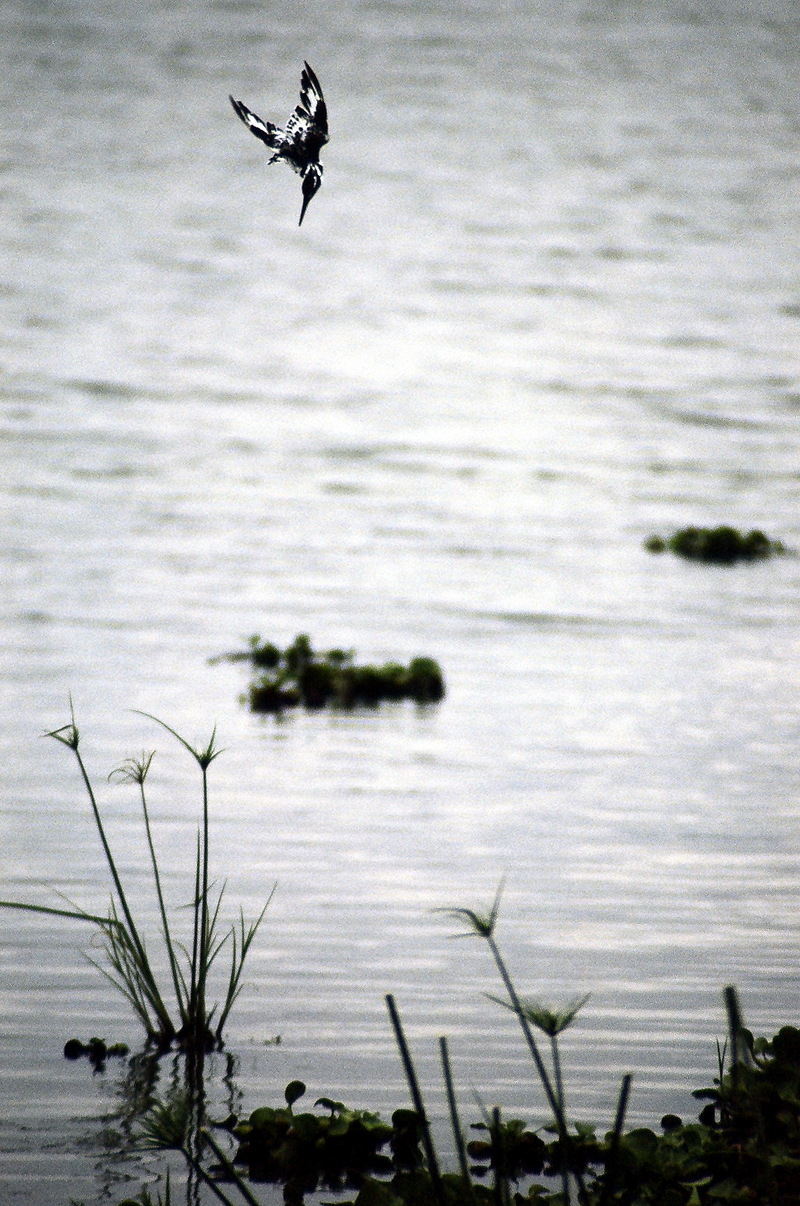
[599,1073,632,1206]
[5,710,267,1053]
[138,774,187,1022]
[439,1035,472,1191]
[69,737,175,1039]
[485,933,563,1125]
[385,993,445,1204]
[200,1128,263,1206]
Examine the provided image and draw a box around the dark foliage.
[236,634,445,713]
[645,526,786,564]
[227,1081,395,1202]
[196,1022,800,1206]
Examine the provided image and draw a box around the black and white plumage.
[229,62,329,226]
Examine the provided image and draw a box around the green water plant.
[214,633,445,713]
[644,525,787,564]
[0,706,271,1052]
[100,882,799,1206]
[232,1079,397,1201]
[130,1079,397,1206]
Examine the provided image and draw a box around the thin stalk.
[178,1147,241,1206]
[551,1034,569,1206]
[138,776,187,1021]
[551,1034,565,1117]
[133,712,223,1046]
[439,1036,473,1192]
[486,933,562,1125]
[72,743,173,1035]
[485,932,584,1203]
[385,994,445,1205]
[200,1128,263,1206]
[599,1073,631,1206]
[491,1106,511,1206]
[724,985,749,1089]
[196,762,211,1038]
[188,834,202,1033]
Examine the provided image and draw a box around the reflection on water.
[79,1046,244,1206]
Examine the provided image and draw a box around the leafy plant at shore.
[0,707,271,1052]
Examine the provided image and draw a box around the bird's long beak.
[298,168,321,227]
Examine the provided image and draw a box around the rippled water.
[2,0,800,1201]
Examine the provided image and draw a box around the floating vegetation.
[64,1036,130,1071]
[0,708,272,1053]
[645,525,787,564]
[215,633,446,713]
[231,1080,396,1196]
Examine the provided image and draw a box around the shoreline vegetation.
[6,717,796,1204]
[211,633,446,713]
[108,887,800,1206]
[113,965,800,1206]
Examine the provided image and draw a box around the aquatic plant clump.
[645,525,787,564]
[64,1036,130,1071]
[0,708,272,1053]
[223,634,446,713]
[232,1081,396,1194]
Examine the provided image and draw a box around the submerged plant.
[0,705,272,1053]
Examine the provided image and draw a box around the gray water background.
[1,0,800,1200]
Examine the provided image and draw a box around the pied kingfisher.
[229,62,329,226]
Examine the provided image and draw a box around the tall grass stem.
[385,994,445,1204]
[599,1073,632,1206]
[439,1036,472,1191]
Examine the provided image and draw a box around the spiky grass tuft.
[1,709,271,1054]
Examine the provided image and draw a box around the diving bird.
[229,62,329,226]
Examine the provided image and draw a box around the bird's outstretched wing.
[229,95,283,149]
[285,61,329,147]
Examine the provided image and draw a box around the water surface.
[1,0,800,1201]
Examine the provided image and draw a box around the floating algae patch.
[214,634,446,714]
[644,525,788,565]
